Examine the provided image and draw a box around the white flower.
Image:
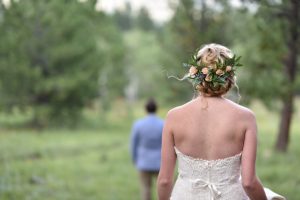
[189,66,198,75]
[226,66,232,72]
[216,69,224,76]
[201,67,209,74]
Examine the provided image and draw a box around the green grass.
[0,128,139,200]
[0,100,300,200]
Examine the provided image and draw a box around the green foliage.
[97,17,127,112]
[113,3,133,31]
[230,1,295,108]
[135,7,155,31]
[0,0,298,131]
[0,0,126,127]
[123,30,171,102]
[113,5,155,32]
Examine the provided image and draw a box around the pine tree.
[0,0,126,127]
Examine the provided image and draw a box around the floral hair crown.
[182,49,243,90]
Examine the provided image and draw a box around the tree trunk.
[276,93,294,151]
[275,0,299,152]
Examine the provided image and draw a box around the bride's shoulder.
[224,98,255,118]
[166,105,184,117]
[165,101,191,119]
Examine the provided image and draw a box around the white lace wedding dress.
[171,147,248,200]
[171,147,285,200]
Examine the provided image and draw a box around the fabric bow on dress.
[192,178,222,200]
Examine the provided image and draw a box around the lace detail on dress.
[174,147,242,165]
[171,147,249,200]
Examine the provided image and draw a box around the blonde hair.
[196,43,235,97]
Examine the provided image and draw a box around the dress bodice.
[171,147,249,200]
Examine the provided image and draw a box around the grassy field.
[0,100,299,200]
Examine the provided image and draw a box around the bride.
[157,44,283,200]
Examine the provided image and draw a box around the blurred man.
[130,98,164,200]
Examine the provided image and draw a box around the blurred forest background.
[0,0,299,199]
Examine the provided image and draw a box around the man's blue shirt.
[130,114,164,171]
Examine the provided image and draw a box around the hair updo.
[194,43,236,97]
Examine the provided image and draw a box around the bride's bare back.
[170,96,251,160]
[157,96,266,200]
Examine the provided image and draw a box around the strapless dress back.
[171,147,249,200]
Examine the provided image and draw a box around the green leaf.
[182,63,191,68]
